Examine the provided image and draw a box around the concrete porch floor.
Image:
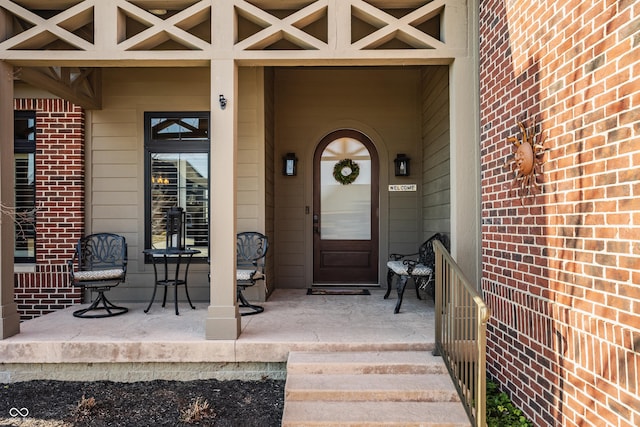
[0,288,435,382]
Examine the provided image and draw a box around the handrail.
[433,240,491,427]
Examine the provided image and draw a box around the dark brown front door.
[313,130,379,283]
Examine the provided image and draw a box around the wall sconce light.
[282,153,298,176]
[394,153,410,177]
[219,94,227,110]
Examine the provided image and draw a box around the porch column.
[206,59,241,339]
[449,0,481,286]
[0,61,20,339]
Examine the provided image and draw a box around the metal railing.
[433,240,491,427]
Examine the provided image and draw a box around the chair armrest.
[389,252,418,261]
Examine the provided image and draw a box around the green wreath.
[333,159,360,185]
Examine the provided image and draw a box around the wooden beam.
[0,0,467,65]
[17,66,102,110]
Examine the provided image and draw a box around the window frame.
[14,110,36,263]
[143,112,210,263]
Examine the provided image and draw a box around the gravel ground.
[0,379,285,427]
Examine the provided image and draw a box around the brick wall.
[14,99,84,320]
[480,0,639,426]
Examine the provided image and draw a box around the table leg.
[174,254,182,315]
[162,286,168,308]
[183,253,196,310]
[144,284,158,313]
[144,256,160,313]
[162,254,169,308]
[183,280,195,309]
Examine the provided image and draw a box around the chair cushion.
[74,269,125,282]
[386,260,433,276]
[237,269,264,282]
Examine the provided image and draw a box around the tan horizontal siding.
[91,151,137,164]
[91,136,138,150]
[274,67,422,287]
[88,68,212,303]
[421,66,450,240]
[92,164,137,178]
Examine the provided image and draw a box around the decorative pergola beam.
[0,0,95,50]
[16,66,102,110]
[0,0,465,63]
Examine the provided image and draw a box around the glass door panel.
[320,138,371,240]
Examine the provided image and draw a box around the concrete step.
[282,401,471,426]
[285,373,460,402]
[282,351,471,427]
[286,350,449,375]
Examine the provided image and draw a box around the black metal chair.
[236,232,268,316]
[385,233,449,313]
[68,233,128,318]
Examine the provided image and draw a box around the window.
[14,111,36,263]
[144,112,209,260]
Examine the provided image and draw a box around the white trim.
[14,264,36,273]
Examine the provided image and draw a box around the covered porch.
[0,288,434,382]
[0,0,480,342]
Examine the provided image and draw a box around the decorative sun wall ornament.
[333,158,360,185]
[504,121,547,201]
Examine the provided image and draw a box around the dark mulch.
[0,379,285,427]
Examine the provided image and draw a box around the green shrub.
[486,380,533,427]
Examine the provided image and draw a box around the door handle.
[313,214,320,234]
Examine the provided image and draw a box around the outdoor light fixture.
[282,153,298,176]
[394,153,410,177]
[219,94,227,110]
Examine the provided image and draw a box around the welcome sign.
[388,184,417,192]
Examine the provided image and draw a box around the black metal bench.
[385,233,449,313]
[68,233,128,318]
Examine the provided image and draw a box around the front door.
[313,130,379,283]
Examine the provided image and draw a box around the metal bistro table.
[143,247,201,315]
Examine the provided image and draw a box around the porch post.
[206,59,241,339]
[449,0,481,286]
[0,60,20,338]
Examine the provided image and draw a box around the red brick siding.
[13,99,84,320]
[480,0,639,426]
[14,264,79,319]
